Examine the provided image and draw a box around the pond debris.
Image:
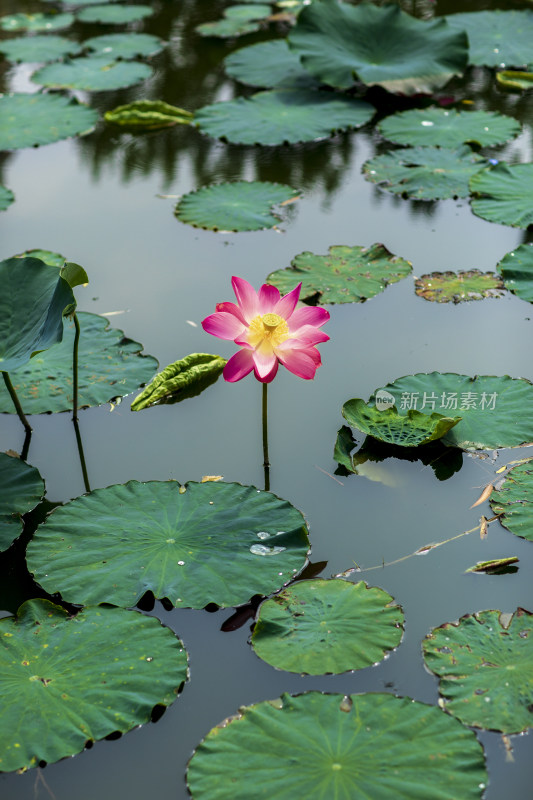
[470,483,494,508]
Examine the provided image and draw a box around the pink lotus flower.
[202,276,329,383]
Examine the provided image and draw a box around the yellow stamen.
[247,314,289,350]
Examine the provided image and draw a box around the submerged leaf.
[342,398,461,448]
[131,353,226,410]
[267,243,411,304]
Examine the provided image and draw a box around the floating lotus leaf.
[445,10,533,68]
[44,0,123,5]
[175,181,299,232]
[465,558,519,575]
[26,481,310,609]
[415,270,505,304]
[496,71,533,91]
[196,5,272,38]
[369,373,533,450]
[287,0,468,95]
[0,257,75,374]
[251,579,404,674]
[0,185,14,211]
[0,312,157,415]
[0,453,45,552]
[84,33,165,59]
[497,243,533,303]
[378,108,521,148]
[490,460,533,543]
[187,691,487,799]
[363,145,487,201]
[342,399,461,448]
[0,13,74,33]
[131,354,226,410]
[194,89,375,145]
[470,162,533,229]
[0,599,188,772]
[14,248,65,268]
[223,40,317,89]
[423,608,533,733]
[77,5,153,24]
[267,243,412,304]
[0,93,98,151]
[0,35,82,64]
[32,57,152,91]
[105,100,193,130]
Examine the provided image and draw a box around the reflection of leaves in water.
[334,425,463,481]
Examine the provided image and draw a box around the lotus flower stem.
[72,312,80,422]
[72,417,91,493]
[2,371,32,435]
[262,382,270,491]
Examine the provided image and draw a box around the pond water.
[1,0,532,797]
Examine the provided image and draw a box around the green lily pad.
[131,353,226,410]
[196,5,272,38]
[0,35,82,64]
[187,692,487,799]
[0,599,188,772]
[26,481,310,609]
[496,71,533,91]
[266,243,412,304]
[0,312,158,415]
[423,608,533,733]
[415,270,505,303]
[195,89,374,146]
[465,558,519,575]
[0,185,14,211]
[175,181,299,232]
[342,399,461,448]
[287,0,468,95]
[0,257,75,374]
[369,373,533,451]
[378,108,521,148]
[251,579,404,674]
[490,460,533,543]
[44,0,123,5]
[363,145,487,201]
[0,453,45,552]
[13,249,65,268]
[497,243,533,303]
[0,93,98,151]
[224,39,317,89]
[445,10,533,68]
[32,57,153,91]
[84,33,165,59]
[77,5,153,24]
[105,100,193,130]
[470,162,533,229]
[0,13,74,33]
